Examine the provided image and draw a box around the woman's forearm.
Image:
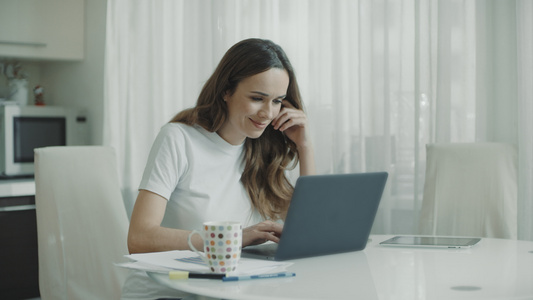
[297,143,316,176]
[127,190,203,254]
[127,224,203,254]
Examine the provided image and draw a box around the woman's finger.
[276,111,306,132]
[273,107,304,130]
[242,221,283,247]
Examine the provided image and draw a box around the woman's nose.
[259,103,276,120]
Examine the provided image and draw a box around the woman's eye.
[273,99,283,104]
[252,97,263,101]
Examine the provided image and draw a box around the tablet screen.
[380,236,481,248]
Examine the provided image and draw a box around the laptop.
[242,172,388,261]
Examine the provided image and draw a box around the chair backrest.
[419,143,518,239]
[34,146,129,300]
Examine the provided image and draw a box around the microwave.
[0,105,88,177]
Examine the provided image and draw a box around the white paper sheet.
[119,250,292,276]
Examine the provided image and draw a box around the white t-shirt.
[121,122,263,299]
[140,122,262,229]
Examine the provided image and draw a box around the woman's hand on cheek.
[242,220,283,247]
[271,100,311,149]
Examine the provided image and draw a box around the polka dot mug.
[187,221,243,274]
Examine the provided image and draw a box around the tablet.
[379,236,481,249]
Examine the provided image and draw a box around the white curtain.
[104,0,533,240]
[517,0,533,241]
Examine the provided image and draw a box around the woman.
[122,38,315,299]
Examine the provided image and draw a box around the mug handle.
[187,230,210,266]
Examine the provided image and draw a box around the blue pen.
[222,271,295,282]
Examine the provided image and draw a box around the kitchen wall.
[40,0,107,145]
[0,0,107,145]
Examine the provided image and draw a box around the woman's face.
[218,68,290,145]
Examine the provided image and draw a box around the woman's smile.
[249,118,269,129]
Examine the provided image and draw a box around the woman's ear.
[222,91,229,102]
[223,88,236,102]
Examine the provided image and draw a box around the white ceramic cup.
[188,221,242,274]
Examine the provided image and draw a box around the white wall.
[40,0,107,145]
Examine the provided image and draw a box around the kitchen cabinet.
[0,195,39,299]
[0,0,84,61]
[0,180,38,299]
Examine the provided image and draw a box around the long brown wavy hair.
[170,38,303,220]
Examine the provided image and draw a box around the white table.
[147,235,533,300]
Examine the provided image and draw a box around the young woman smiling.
[122,38,315,299]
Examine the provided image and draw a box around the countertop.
[0,179,35,198]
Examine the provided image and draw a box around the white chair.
[34,146,129,300]
[419,143,518,239]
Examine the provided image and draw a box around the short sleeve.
[139,124,188,200]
